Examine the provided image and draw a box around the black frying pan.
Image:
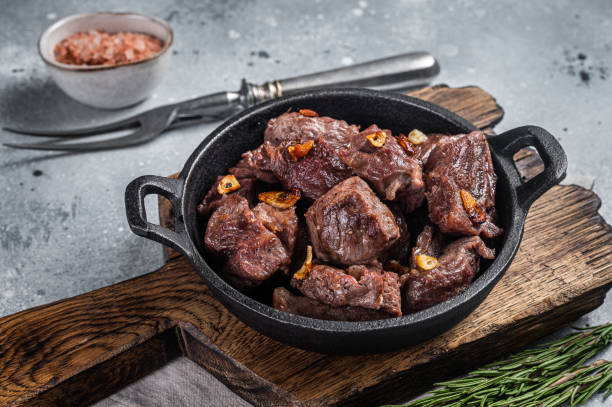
[125,89,567,354]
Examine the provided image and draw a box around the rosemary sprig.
[382,323,612,407]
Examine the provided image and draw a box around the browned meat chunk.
[424,131,503,238]
[379,269,402,316]
[305,176,400,265]
[347,265,402,316]
[292,264,384,310]
[204,195,290,291]
[252,202,298,255]
[264,111,359,150]
[231,144,278,183]
[262,137,355,200]
[272,287,394,321]
[339,125,425,212]
[402,226,495,312]
[416,133,462,165]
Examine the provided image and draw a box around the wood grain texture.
[1,85,611,407]
[408,84,504,130]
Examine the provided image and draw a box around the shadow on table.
[0,76,153,165]
[0,77,128,129]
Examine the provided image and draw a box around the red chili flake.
[366,130,387,148]
[397,133,416,154]
[460,189,487,223]
[293,245,313,280]
[217,175,241,194]
[258,189,301,209]
[415,255,439,271]
[299,109,319,117]
[287,140,314,162]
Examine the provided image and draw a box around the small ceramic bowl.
[38,12,173,109]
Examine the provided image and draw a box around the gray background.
[0,0,610,406]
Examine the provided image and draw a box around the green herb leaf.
[382,323,612,407]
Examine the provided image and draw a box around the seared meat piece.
[197,176,258,218]
[416,133,462,165]
[305,176,400,265]
[204,195,290,290]
[264,111,360,150]
[347,265,402,316]
[262,137,355,200]
[252,202,298,255]
[231,144,278,183]
[379,269,402,316]
[272,287,394,321]
[339,125,425,212]
[226,113,358,200]
[292,264,384,310]
[424,131,503,238]
[402,226,495,312]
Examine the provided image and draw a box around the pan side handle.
[488,126,567,212]
[125,175,195,258]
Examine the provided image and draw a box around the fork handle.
[244,51,439,105]
[279,51,439,93]
[175,91,242,116]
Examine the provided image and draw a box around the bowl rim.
[177,88,524,334]
[38,12,173,72]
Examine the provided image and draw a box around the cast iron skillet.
[125,89,567,354]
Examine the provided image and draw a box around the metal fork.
[2,52,439,152]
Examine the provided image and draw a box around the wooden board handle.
[0,257,294,407]
[0,259,185,406]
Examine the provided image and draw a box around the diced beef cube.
[252,202,298,255]
[305,176,400,265]
[339,125,425,212]
[424,131,503,238]
[402,226,495,312]
[347,265,402,316]
[264,111,359,150]
[416,133,462,165]
[231,144,278,183]
[379,269,402,316]
[204,195,290,291]
[272,287,396,321]
[292,264,384,310]
[262,137,355,200]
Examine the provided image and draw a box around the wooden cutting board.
[1,85,611,407]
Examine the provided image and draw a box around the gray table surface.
[1,1,611,406]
